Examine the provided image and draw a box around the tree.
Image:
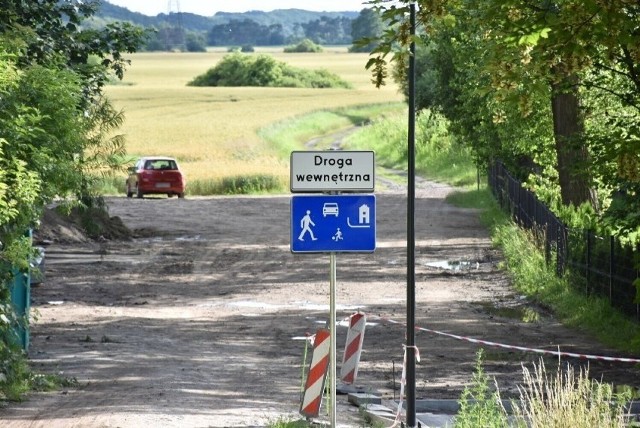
[349,8,383,53]
[0,1,146,397]
[207,19,285,47]
[0,0,147,101]
[475,1,595,207]
[185,32,207,52]
[301,16,352,45]
[366,0,640,217]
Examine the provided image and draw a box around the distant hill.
[94,1,360,36]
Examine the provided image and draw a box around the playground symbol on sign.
[291,194,376,253]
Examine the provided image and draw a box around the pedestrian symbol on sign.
[298,210,318,242]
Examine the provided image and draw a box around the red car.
[126,157,186,198]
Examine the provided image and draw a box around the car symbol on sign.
[322,202,339,217]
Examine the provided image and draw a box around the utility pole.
[406,2,417,427]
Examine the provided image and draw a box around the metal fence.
[488,160,640,322]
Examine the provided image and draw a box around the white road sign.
[290,151,375,193]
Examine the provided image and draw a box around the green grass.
[446,187,640,355]
[98,174,286,196]
[217,174,284,194]
[0,354,78,402]
[454,350,631,428]
[494,220,640,354]
[446,187,496,211]
[345,109,478,187]
[266,417,311,428]
[260,102,404,158]
[347,111,640,356]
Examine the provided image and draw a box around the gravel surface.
[1,174,638,427]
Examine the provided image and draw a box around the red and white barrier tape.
[377,317,640,364]
[391,344,422,428]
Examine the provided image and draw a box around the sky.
[105,1,369,16]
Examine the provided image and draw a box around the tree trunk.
[550,72,595,207]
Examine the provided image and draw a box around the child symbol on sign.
[332,228,343,241]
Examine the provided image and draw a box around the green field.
[104,47,403,188]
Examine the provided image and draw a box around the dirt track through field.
[1,174,639,427]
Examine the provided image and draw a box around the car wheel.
[178,193,185,199]
[167,193,174,198]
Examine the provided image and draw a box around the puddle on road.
[227,301,282,310]
[136,235,202,243]
[176,235,202,242]
[424,260,478,271]
[223,300,366,312]
[295,302,366,312]
[474,301,540,323]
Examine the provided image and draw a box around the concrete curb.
[347,393,640,427]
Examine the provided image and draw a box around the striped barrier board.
[300,328,330,418]
[340,312,366,385]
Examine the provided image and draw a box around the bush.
[227,45,255,53]
[283,38,323,53]
[455,349,509,428]
[189,53,252,86]
[187,53,351,89]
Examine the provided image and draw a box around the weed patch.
[511,359,631,428]
[455,350,509,428]
[220,174,283,194]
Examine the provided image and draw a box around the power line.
[165,0,186,51]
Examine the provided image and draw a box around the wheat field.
[104,47,403,184]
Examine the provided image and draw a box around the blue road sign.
[291,195,376,253]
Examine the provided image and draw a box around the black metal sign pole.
[329,251,337,428]
[329,188,339,428]
[406,2,417,427]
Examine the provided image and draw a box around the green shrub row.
[187,53,351,89]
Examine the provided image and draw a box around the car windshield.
[144,159,177,170]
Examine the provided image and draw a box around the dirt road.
[1,176,638,427]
